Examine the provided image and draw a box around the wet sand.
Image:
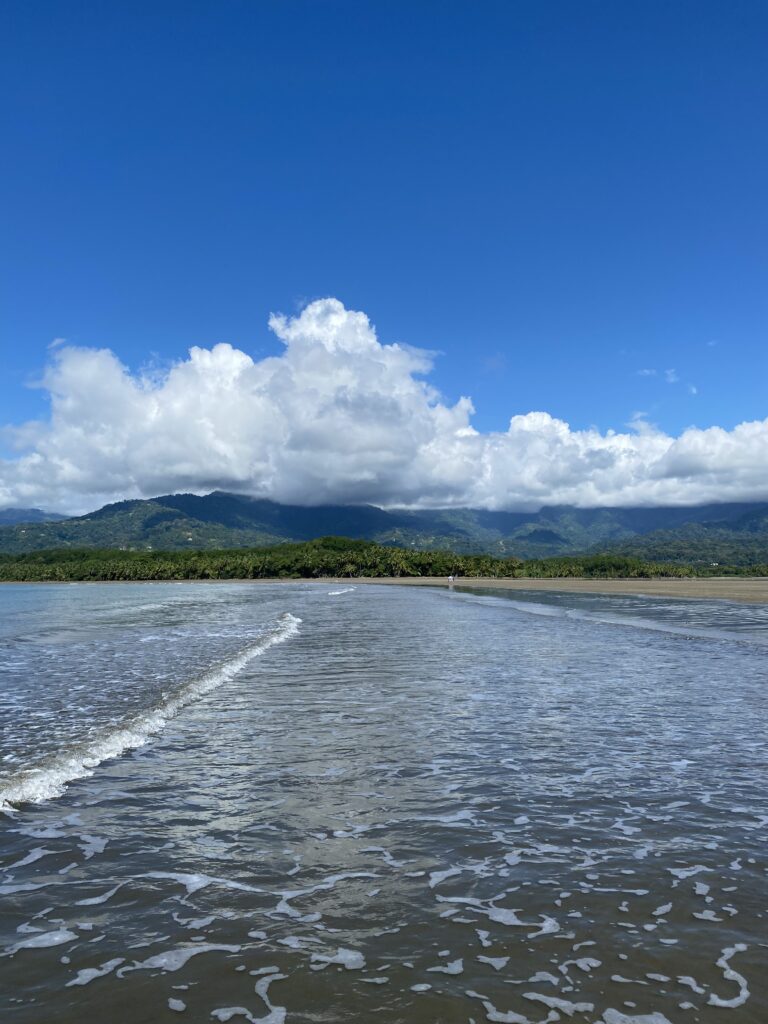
[354,575,768,603]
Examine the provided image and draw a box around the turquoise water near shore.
[1,582,766,1023]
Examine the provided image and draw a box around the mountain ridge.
[0,507,70,526]
[2,491,768,563]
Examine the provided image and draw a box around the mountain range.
[0,508,69,526]
[2,491,768,564]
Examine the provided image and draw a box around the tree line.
[0,536,721,582]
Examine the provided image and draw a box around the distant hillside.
[0,507,69,526]
[1,490,768,562]
[598,508,768,566]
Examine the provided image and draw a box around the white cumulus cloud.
[1,297,768,513]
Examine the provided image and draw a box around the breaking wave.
[0,613,301,809]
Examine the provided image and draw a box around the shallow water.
[1,581,766,1023]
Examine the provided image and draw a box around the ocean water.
[1,581,766,1024]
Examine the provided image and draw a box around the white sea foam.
[435,895,559,936]
[478,956,510,971]
[526,971,559,986]
[121,943,241,973]
[66,957,125,986]
[145,871,265,896]
[274,871,377,918]
[523,992,594,1015]
[429,867,462,888]
[601,1012,674,1024]
[6,847,56,869]
[0,882,49,895]
[0,613,301,809]
[678,975,706,994]
[75,883,124,906]
[427,958,463,975]
[8,929,78,954]
[708,943,750,1008]
[211,1008,258,1023]
[253,971,288,1024]
[562,957,601,973]
[668,864,711,881]
[465,990,530,1023]
[310,947,366,971]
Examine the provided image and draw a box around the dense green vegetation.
[0,537,722,582]
[601,524,768,567]
[3,491,768,562]
[0,507,68,526]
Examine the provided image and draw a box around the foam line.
[0,613,301,809]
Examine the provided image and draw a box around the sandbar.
[352,576,768,603]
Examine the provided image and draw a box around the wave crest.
[0,613,301,809]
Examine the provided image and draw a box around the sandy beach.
[352,575,768,603]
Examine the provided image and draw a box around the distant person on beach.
[448,575,454,585]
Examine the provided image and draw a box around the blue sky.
[1,1,767,511]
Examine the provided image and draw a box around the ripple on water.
[0,581,766,1023]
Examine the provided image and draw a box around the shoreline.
[2,575,768,602]
[358,576,768,603]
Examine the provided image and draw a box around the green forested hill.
[0,507,69,525]
[598,523,768,566]
[1,490,768,563]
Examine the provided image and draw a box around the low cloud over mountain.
[2,299,768,514]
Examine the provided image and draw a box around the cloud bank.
[2,298,768,513]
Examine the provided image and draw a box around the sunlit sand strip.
[350,576,768,603]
